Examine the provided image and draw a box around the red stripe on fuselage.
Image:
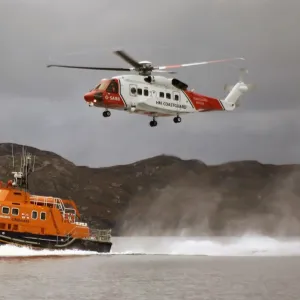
[184,90,223,111]
[102,92,125,108]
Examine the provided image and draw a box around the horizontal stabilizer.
[225,83,255,93]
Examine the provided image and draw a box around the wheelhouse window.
[12,208,19,216]
[32,211,38,219]
[2,207,9,214]
[106,80,118,93]
[41,212,46,220]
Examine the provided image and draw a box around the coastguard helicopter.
[47,50,253,127]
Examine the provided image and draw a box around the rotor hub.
[137,61,153,76]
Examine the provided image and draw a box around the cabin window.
[159,92,164,98]
[0,223,5,230]
[2,207,9,215]
[137,88,142,95]
[32,210,38,219]
[12,224,18,231]
[166,93,171,99]
[173,92,180,101]
[12,208,19,216]
[144,89,149,96]
[129,84,137,96]
[130,87,136,94]
[41,212,46,220]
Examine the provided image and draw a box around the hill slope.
[1,143,300,236]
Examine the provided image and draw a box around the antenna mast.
[11,143,15,169]
[11,146,36,192]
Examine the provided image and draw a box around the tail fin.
[220,68,255,111]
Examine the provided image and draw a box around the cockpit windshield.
[94,79,110,91]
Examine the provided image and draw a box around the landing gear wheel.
[103,110,111,117]
[173,116,181,123]
[149,120,157,127]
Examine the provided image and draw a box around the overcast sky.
[0,0,299,167]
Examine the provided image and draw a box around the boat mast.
[11,145,36,192]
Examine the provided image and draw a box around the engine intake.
[144,76,154,83]
[171,78,188,90]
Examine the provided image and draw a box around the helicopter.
[47,50,253,127]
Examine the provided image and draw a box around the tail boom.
[219,82,253,111]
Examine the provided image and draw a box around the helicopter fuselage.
[84,74,224,117]
[47,49,249,126]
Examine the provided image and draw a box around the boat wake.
[2,235,300,258]
[110,235,300,257]
[0,244,98,258]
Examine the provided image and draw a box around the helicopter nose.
[84,91,94,102]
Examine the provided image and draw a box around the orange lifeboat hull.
[0,185,112,253]
[0,230,112,252]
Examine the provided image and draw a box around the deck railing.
[29,195,111,242]
[30,195,76,223]
[88,229,112,242]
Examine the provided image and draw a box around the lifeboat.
[0,150,112,253]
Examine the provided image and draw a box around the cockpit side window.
[106,80,118,93]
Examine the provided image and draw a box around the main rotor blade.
[154,57,245,70]
[114,50,141,69]
[47,64,132,71]
[152,70,177,74]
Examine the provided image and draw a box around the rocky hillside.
[1,143,300,237]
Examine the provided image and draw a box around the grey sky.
[0,0,299,167]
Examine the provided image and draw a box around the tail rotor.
[239,68,248,82]
[221,68,255,110]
